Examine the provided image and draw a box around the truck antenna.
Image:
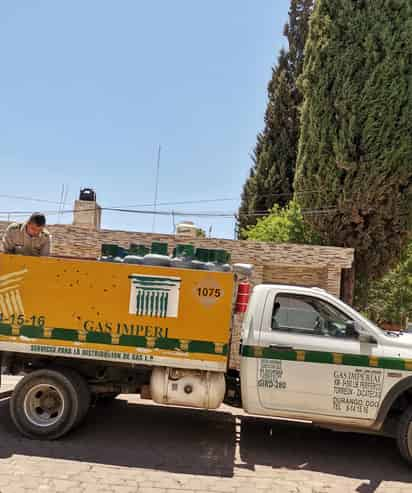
[152,144,161,232]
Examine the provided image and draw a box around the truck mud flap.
[224,369,242,408]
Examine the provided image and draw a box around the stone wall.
[0,221,354,369]
[262,264,329,288]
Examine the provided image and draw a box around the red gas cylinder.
[235,281,250,313]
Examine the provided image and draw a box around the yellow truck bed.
[0,254,234,372]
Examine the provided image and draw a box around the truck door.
[254,289,385,421]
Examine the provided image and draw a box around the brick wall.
[0,221,354,369]
[263,264,329,288]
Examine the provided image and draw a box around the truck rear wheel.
[396,405,412,465]
[62,368,91,427]
[10,368,86,440]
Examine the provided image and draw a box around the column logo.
[129,274,181,318]
[0,269,27,318]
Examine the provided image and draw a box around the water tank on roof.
[79,188,96,202]
[176,221,197,238]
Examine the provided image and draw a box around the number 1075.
[197,288,221,298]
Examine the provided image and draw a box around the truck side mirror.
[347,321,377,344]
[359,333,377,344]
[354,322,377,344]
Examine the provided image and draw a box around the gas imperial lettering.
[83,320,169,338]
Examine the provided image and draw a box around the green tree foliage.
[238,0,314,234]
[195,227,206,238]
[295,0,412,290]
[238,167,258,233]
[242,200,320,244]
[366,242,412,328]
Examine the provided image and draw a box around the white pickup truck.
[238,284,412,466]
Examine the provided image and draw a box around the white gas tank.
[150,367,225,409]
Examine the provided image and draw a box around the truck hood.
[384,332,412,357]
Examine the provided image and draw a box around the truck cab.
[240,284,412,463]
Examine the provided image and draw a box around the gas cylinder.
[235,281,250,313]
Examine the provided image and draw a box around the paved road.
[0,382,410,492]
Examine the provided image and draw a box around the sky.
[0,1,290,238]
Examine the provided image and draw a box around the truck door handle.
[269,345,294,351]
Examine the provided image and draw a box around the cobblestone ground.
[0,379,411,493]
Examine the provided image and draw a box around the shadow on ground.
[0,397,236,477]
[239,415,412,493]
[0,397,410,491]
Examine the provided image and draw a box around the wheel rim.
[23,384,65,427]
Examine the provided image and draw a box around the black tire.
[59,368,91,427]
[10,368,81,440]
[397,405,412,465]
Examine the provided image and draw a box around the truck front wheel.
[397,405,412,465]
[10,368,85,440]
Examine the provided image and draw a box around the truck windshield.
[326,293,388,336]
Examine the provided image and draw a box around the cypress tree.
[238,0,314,234]
[295,0,412,292]
[237,167,258,233]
